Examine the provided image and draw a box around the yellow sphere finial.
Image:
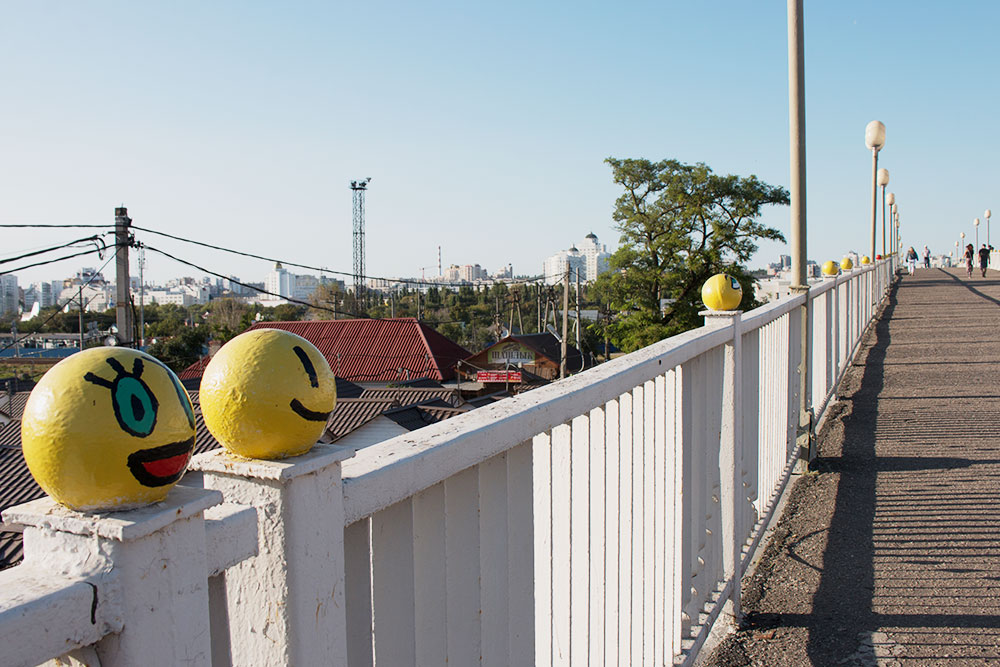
[701,273,743,311]
[821,260,839,276]
[841,257,854,271]
[21,348,196,511]
[860,255,871,265]
[200,329,336,460]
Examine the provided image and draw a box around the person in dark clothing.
[978,244,990,277]
[965,244,975,278]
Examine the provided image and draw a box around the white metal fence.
[0,260,895,667]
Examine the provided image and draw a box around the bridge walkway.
[710,267,1000,666]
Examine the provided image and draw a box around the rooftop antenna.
[350,177,371,312]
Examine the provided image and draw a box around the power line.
[0,245,111,276]
[0,224,112,228]
[128,223,550,289]
[139,243,341,315]
[0,234,110,267]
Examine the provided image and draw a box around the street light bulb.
[865,120,886,151]
[975,218,980,227]
[877,168,890,186]
[887,192,895,206]
[987,209,992,220]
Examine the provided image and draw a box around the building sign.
[487,342,535,366]
[477,370,522,384]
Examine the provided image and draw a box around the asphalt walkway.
[710,267,1000,666]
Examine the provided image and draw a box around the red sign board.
[477,370,522,383]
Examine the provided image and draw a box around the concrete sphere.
[200,329,336,460]
[701,273,743,311]
[21,348,196,511]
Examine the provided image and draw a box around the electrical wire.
[130,223,550,289]
[139,243,341,315]
[0,224,112,228]
[0,234,110,267]
[0,245,110,276]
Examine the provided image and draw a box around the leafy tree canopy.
[592,157,788,352]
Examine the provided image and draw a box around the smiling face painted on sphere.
[21,348,197,511]
[199,329,336,460]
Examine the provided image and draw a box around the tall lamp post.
[865,121,886,262]
[886,192,896,257]
[891,201,898,257]
[974,218,980,249]
[878,168,890,257]
[986,209,992,248]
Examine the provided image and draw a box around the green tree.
[205,298,250,342]
[592,157,788,352]
[147,327,209,373]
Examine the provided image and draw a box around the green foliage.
[591,157,788,352]
[147,327,209,373]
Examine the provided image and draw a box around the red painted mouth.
[127,437,195,487]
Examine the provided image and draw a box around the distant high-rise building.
[780,254,791,270]
[543,233,610,285]
[543,246,585,286]
[0,275,18,315]
[578,232,611,281]
[265,263,294,299]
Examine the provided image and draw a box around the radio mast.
[350,178,371,311]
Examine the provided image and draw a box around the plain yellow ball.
[200,329,336,459]
[860,255,871,265]
[701,273,743,311]
[22,348,196,511]
[822,260,839,276]
[841,257,854,270]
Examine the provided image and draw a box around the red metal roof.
[245,318,470,383]
[179,318,470,383]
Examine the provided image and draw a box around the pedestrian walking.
[905,246,918,275]
[978,243,990,277]
[922,245,931,268]
[964,243,975,278]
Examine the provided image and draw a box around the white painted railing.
[0,259,895,667]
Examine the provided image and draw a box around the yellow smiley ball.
[701,273,743,311]
[841,257,854,270]
[21,348,197,511]
[821,260,839,276]
[199,329,336,460]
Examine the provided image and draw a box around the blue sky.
[2,2,998,287]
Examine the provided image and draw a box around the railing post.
[191,444,355,666]
[4,486,222,667]
[701,310,742,623]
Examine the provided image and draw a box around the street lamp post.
[987,209,992,249]
[878,168,890,258]
[865,121,886,263]
[975,218,980,249]
[886,193,896,258]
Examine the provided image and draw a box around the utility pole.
[78,285,84,352]
[575,269,582,371]
[350,178,371,314]
[115,207,134,346]
[560,265,569,378]
[138,245,146,347]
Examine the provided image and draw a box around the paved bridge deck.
[711,267,1000,666]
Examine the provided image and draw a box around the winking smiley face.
[199,328,336,459]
